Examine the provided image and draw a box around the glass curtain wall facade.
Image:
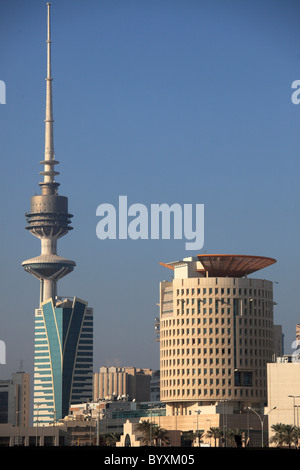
[34,297,93,425]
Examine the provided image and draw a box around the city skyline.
[1,0,300,379]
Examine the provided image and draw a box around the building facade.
[0,423,65,447]
[0,371,30,426]
[267,355,300,445]
[150,370,160,402]
[34,298,93,425]
[159,254,279,416]
[94,367,155,402]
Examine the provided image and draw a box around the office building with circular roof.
[159,254,279,416]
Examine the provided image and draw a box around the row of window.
[161,338,273,353]
[161,388,265,398]
[173,287,272,297]
[172,297,271,306]
[162,306,272,318]
[162,339,231,348]
[161,347,272,361]
[161,347,233,357]
[163,327,232,337]
[161,327,273,341]
[161,317,273,331]
[162,369,233,379]
[161,358,269,370]
[162,377,232,387]
[163,317,231,327]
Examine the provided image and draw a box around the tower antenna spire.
[39,2,60,196]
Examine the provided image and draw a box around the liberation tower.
[22,4,93,426]
[22,2,75,305]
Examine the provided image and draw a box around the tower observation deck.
[22,3,75,305]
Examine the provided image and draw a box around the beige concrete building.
[94,367,154,402]
[159,254,279,417]
[0,371,30,427]
[267,356,300,445]
[140,404,263,447]
[0,423,64,446]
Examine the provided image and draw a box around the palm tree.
[283,425,296,448]
[293,426,300,448]
[136,420,152,445]
[205,427,223,447]
[226,428,243,447]
[136,420,169,446]
[102,432,121,446]
[193,429,204,447]
[181,431,195,447]
[270,423,300,448]
[153,426,170,447]
[270,423,285,447]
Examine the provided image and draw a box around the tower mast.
[41,2,57,195]
[22,3,75,306]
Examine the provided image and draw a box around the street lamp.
[16,410,22,446]
[220,399,229,447]
[288,395,300,426]
[96,399,101,446]
[206,419,211,446]
[196,410,201,446]
[247,406,276,447]
[34,403,41,446]
[52,409,56,446]
[295,405,300,427]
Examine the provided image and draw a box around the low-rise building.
[267,355,300,445]
[0,423,65,446]
[67,399,166,437]
[0,371,30,427]
[94,367,158,402]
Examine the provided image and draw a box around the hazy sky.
[0,0,299,380]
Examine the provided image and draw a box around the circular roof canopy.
[196,254,276,277]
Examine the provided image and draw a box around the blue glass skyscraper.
[34,298,93,424]
[22,4,93,425]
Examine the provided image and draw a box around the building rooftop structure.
[160,254,276,278]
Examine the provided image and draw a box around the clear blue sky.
[0,0,299,379]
